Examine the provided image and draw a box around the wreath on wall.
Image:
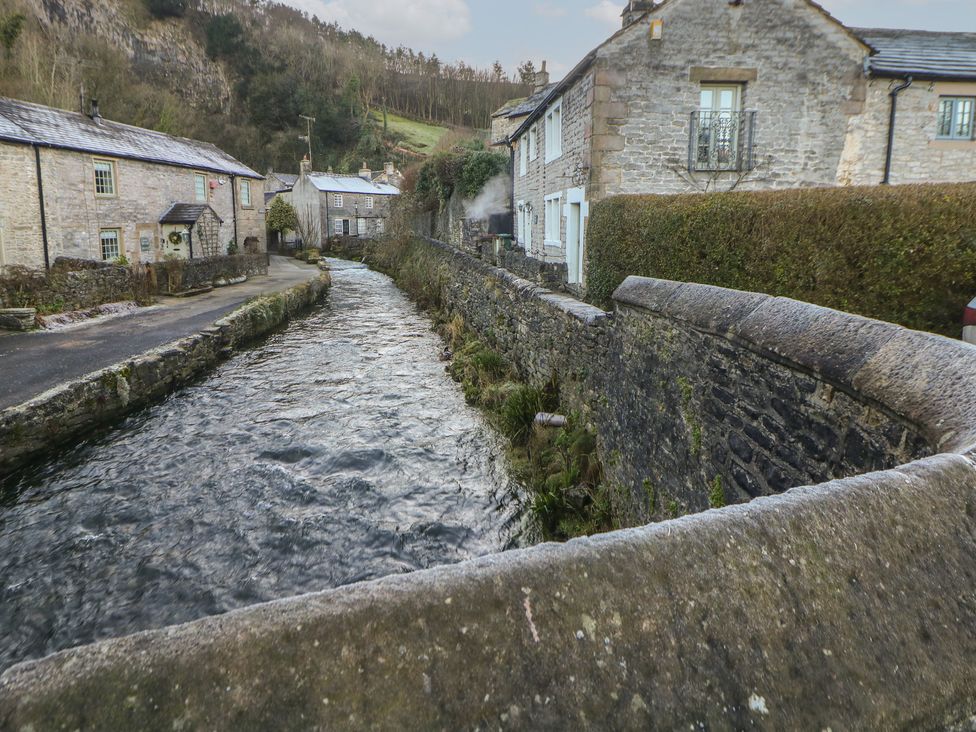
[167,231,184,246]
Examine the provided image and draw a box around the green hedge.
[586,184,976,336]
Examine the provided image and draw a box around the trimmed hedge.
[587,184,976,336]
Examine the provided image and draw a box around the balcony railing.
[688,110,757,173]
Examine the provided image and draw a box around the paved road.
[0,256,321,410]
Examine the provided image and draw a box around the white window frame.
[240,179,252,208]
[529,125,538,161]
[544,193,562,248]
[365,195,374,210]
[100,228,121,260]
[519,138,527,177]
[937,96,975,141]
[334,218,344,235]
[333,193,343,208]
[357,217,367,236]
[545,98,563,163]
[194,173,208,202]
[93,159,116,197]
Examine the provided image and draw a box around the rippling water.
[0,259,523,672]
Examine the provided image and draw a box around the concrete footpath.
[0,256,320,410]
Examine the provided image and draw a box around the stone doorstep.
[0,308,37,332]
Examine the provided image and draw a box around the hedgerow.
[586,183,976,336]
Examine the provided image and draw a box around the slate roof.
[159,203,223,225]
[856,28,976,80]
[270,172,298,188]
[0,97,262,178]
[307,173,400,195]
[492,83,559,120]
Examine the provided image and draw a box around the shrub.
[586,183,976,336]
[411,149,508,210]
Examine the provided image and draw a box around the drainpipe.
[230,174,239,248]
[188,226,194,260]
[32,145,50,270]
[882,76,913,185]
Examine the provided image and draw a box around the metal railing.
[688,110,757,172]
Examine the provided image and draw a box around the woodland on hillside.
[0,0,532,173]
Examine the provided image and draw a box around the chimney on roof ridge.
[359,161,372,181]
[89,98,101,122]
[622,0,655,28]
[384,161,395,177]
[534,61,550,93]
[300,156,312,176]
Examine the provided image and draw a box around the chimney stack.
[384,162,395,177]
[300,156,312,176]
[622,0,655,28]
[359,162,372,181]
[534,61,550,93]
[89,98,101,122]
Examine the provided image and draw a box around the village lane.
[0,256,320,410]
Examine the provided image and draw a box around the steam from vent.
[464,174,511,220]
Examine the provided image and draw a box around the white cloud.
[584,0,624,27]
[290,0,473,47]
[534,2,567,18]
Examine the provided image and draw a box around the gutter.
[32,144,50,270]
[882,76,912,185]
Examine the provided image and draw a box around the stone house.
[290,160,400,245]
[501,0,976,287]
[0,96,265,270]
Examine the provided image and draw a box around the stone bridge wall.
[419,237,955,518]
[4,240,976,728]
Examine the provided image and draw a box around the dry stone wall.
[417,238,940,518]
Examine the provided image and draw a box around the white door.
[566,202,584,285]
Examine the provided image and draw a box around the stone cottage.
[290,160,400,245]
[0,96,265,270]
[501,0,976,286]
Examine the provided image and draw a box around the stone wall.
[0,142,44,270]
[0,273,330,475]
[4,445,976,729]
[407,238,962,522]
[0,258,137,311]
[149,253,268,294]
[4,240,976,727]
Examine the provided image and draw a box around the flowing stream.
[0,259,523,672]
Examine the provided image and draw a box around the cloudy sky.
[283,0,976,78]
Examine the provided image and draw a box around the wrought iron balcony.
[688,110,757,173]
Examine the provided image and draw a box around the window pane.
[719,89,735,110]
[100,230,119,260]
[240,181,251,207]
[195,174,207,202]
[937,99,955,137]
[957,99,973,139]
[94,161,114,195]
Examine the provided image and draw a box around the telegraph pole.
[299,115,316,166]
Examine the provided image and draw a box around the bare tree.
[294,203,322,250]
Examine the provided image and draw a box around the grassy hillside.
[372,111,451,156]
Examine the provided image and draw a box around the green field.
[371,111,451,155]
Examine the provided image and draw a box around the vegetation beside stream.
[362,235,617,541]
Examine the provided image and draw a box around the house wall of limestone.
[0,144,265,269]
